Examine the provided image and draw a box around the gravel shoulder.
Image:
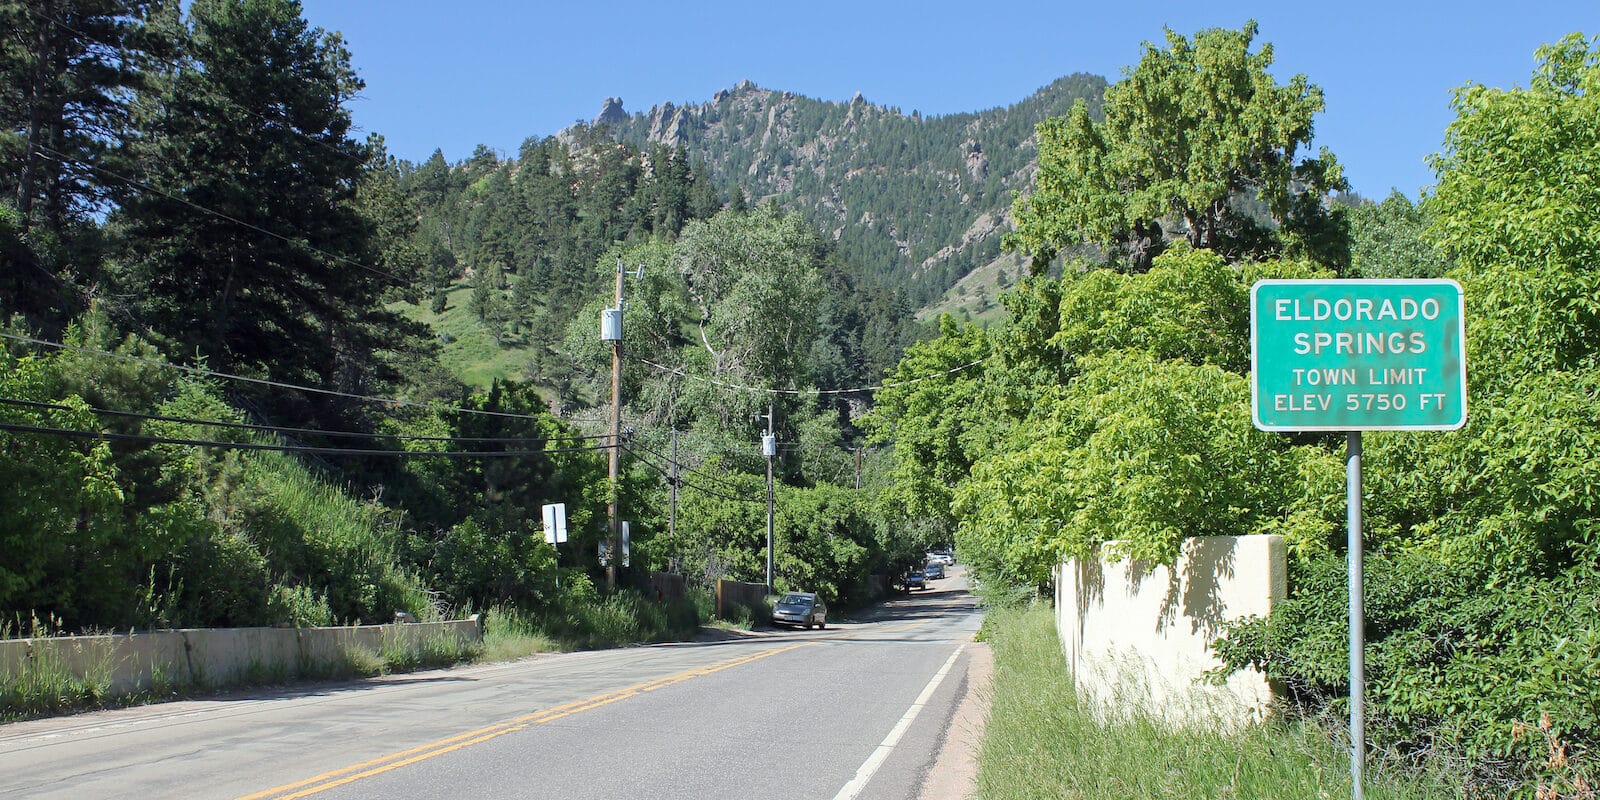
[919,640,993,800]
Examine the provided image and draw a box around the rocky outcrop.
[645,102,689,145]
[565,73,1108,308]
[594,97,628,128]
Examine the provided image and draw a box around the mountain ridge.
[583,74,1108,306]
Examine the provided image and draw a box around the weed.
[974,604,1456,800]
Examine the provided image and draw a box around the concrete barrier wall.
[1055,535,1286,730]
[0,617,482,702]
[714,580,768,620]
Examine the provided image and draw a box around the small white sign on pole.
[621,522,631,567]
[541,502,567,544]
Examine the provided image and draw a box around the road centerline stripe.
[235,641,810,800]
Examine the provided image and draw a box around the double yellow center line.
[237,642,811,800]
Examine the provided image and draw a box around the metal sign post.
[1346,431,1365,798]
[1251,278,1467,800]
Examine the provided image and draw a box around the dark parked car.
[904,571,926,591]
[924,561,946,580]
[772,592,828,629]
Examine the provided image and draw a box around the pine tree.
[0,0,163,327]
[115,0,401,422]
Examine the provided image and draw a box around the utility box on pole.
[600,308,622,341]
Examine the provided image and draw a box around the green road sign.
[1251,279,1467,431]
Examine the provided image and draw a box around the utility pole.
[602,256,641,588]
[757,403,776,593]
[854,445,863,491]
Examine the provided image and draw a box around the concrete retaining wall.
[0,617,482,700]
[1055,535,1285,730]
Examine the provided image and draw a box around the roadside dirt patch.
[920,641,994,800]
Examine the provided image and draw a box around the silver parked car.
[772,592,828,629]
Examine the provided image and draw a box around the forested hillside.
[601,75,1108,306]
[0,0,924,647]
[392,125,925,398]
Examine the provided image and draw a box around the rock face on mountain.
[594,97,629,128]
[591,75,1108,305]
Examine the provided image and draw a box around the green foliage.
[1214,34,1600,796]
[531,591,706,651]
[957,351,1306,584]
[0,330,440,630]
[1218,552,1600,796]
[875,249,1336,588]
[977,604,1452,800]
[1347,192,1452,279]
[1009,23,1347,272]
[608,75,1109,307]
[860,314,995,530]
[0,0,154,332]
[674,207,824,393]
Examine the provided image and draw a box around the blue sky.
[298,1,1593,200]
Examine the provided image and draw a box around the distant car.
[904,571,926,591]
[929,550,954,566]
[924,561,946,580]
[772,592,828,629]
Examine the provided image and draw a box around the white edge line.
[831,644,967,800]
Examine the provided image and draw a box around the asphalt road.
[0,568,983,800]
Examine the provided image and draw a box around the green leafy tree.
[674,207,824,399]
[1427,32,1600,382]
[1346,191,1452,279]
[1221,35,1600,790]
[1009,22,1346,272]
[859,315,994,531]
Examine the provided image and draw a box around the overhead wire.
[0,397,608,445]
[635,355,991,397]
[20,5,369,168]
[32,143,409,287]
[621,442,762,504]
[0,332,561,423]
[0,420,614,459]
[623,436,752,492]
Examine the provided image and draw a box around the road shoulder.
[919,640,993,800]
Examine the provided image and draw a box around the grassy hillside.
[389,282,537,389]
[917,250,1027,326]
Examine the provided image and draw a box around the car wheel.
[818,621,826,630]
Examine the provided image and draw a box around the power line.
[0,332,557,423]
[622,443,762,504]
[624,437,751,492]
[635,355,991,396]
[33,144,408,287]
[0,421,614,459]
[0,397,607,445]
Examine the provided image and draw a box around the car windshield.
[777,594,811,606]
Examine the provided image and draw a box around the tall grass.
[975,604,1457,800]
[477,590,711,662]
[251,452,439,625]
[0,614,114,720]
[481,605,562,662]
